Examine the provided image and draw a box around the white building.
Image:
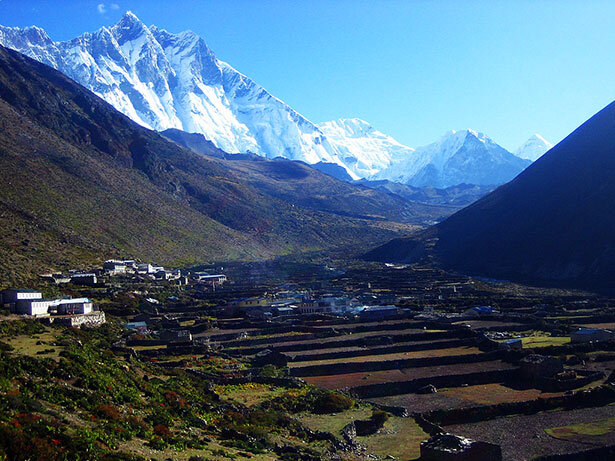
[2,289,94,316]
[1,289,42,305]
[193,273,227,286]
[55,298,93,315]
[103,260,127,275]
[137,263,155,274]
[299,297,350,315]
[155,269,181,281]
[14,299,54,316]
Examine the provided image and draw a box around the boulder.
[520,354,563,381]
[420,433,502,461]
[417,384,438,394]
[252,349,289,367]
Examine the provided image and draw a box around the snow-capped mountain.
[316,118,415,178]
[515,134,553,161]
[0,12,537,187]
[375,130,531,188]
[0,12,362,175]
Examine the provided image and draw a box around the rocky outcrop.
[420,433,502,461]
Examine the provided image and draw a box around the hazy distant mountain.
[375,129,531,188]
[366,101,615,291]
[356,180,495,209]
[515,134,553,161]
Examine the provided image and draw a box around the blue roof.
[472,306,493,312]
[575,328,606,334]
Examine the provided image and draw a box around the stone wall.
[423,385,615,427]
[351,368,516,399]
[234,329,473,355]
[290,338,476,363]
[291,351,504,378]
[48,311,106,328]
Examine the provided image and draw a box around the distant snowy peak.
[515,134,553,161]
[375,129,531,188]
[317,118,414,178]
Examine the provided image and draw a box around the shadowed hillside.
[365,101,615,291]
[0,45,435,284]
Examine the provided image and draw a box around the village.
[3,257,615,459]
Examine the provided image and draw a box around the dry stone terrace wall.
[290,350,504,377]
[229,329,474,355]
[350,368,517,399]
[289,338,477,362]
[424,385,615,427]
[213,319,442,346]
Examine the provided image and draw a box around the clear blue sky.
[0,0,613,150]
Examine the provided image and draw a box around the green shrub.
[264,387,354,414]
[313,391,354,414]
[370,410,389,428]
[147,407,173,427]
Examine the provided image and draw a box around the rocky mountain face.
[0,13,356,173]
[365,101,615,292]
[0,12,538,188]
[375,129,531,188]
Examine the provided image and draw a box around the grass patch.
[521,335,570,348]
[297,406,427,460]
[546,417,615,441]
[356,416,428,461]
[441,383,562,405]
[6,328,63,360]
[296,405,372,436]
[215,383,287,407]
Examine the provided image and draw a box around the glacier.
[316,118,415,178]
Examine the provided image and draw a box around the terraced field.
[215,308,615,460]
[289,345,481,367]
[445,405,615,461]
[303,360,513,389]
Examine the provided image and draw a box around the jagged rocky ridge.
[0,12,361,177]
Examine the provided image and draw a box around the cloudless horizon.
[0,0,613,151]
